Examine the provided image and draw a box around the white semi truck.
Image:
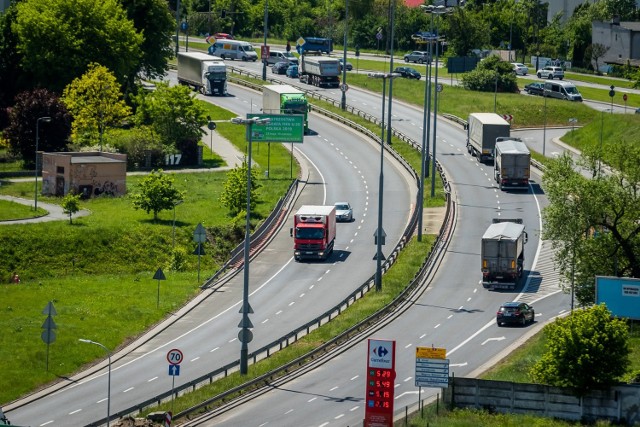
[466,113,511,163]
[177,52,227,96]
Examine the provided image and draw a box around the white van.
[208,39,258,61]
[544,81,582,102]
[265,50,298,65]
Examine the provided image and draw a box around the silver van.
[544,81,582,101]
[208,39,258,61]
[266,50,298,65]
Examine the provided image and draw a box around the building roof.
[404,0,424,7]
[70,156,124,164]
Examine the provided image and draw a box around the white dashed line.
[262,319,269,324]
[69,409,82,415]
[123,387,134,393]
[191,357,200,362]
[148,376,158,382]
[434,324,440,328]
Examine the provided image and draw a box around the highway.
[185,62,572,426]
[6,82,415,426]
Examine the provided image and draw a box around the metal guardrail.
[87,68,453,426]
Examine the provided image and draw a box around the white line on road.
[148,376,158,382]
[68,409,82,415]
[481,337,506,346]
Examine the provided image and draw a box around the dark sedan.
[271,61,289,74]
[524,82,545,96]
[394,66,421,80]
[496,302,535,327]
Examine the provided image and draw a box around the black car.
[338,58,353,71]
[496,302,535,327]
[524,82,544,96]
[271,61,289,75]
[394,66,421,80]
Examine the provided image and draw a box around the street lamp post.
[341,0,348,110]
[262,0,268,81]
[542,91,547,157]
[35,117,52,211]
[367,72,399,291]
[231,116,270,375]
[79,339,111,427]
[494,71,498,113]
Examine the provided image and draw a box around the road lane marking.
[481,337,506,346]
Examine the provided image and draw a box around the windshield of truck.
[283,101,306,114]
[240,44,254,52]
[565,86,579,95]
[296,228,325,240]
[206,71,226,80]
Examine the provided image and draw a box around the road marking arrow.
[481,336,505,346]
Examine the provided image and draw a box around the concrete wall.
[593,21,640,67]
[445,377,640,425]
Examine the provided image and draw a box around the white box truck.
[262,85,310,133]
[494,138,531,190]
[466,113,511,163]
[177,52,227,96]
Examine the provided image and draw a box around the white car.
[511,63,528,76]
[334,202,353,222]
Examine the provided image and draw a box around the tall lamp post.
[35,116,51,211]
[341,0,349,110]
[262,0,268,80]
[367,72,399,291]
[79,339,111,427]
[231,116,270,375]
[542,90,547,157]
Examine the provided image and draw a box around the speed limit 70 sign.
[167,348,184,365]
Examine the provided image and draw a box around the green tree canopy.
[4,88,72,168]
[542,146,640,306]
[220,160,262,216]
[62,63,132,147]
[62,193,81,224]
[133,82,207,148]
[131,169,185,221]
[12,0,142,93]
[530,305,630,395]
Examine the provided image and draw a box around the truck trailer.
[494,138,531,190]
[291,205,336,261]
[466,113,511,163]
[177,52,227,96]
[299,55,340,88]
[296,37,333,54]
[481,219,528,290]
[262,85,310,133]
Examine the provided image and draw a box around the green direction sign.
[245,114,304,143]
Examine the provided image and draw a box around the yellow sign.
[416,346,446,359]
[297,37,305,46]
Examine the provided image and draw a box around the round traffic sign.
[623,93,628,102]
[340,83,349,92]
[609,89,615,98]
[238,329,253,343]
[207,121,216,130]
[436,83,443,93]
[167,348,183,365]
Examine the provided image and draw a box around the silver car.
[404,51,430,64]
[334,202,353,222]
[536,66,564,80]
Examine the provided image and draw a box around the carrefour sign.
[368,339,394,369]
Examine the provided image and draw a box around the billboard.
[595,276,640,320]
[245,114,304,143]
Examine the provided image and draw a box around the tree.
[586,43,610,74]
[542,147,640,306]
[219,160,262,216]
[12,0,142,93]
[131,169,185,221]
[61,193,81,224]
[530,305,630,395]
[461,55,518,93]
[133,82,207,148]
[120,0,175,82]
[4,88,72,168]
[62,63,132,147]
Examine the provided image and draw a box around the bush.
[106,127,167,170]
[461,55,518,93]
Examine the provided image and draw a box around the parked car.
[286,64,299,78]
[536,66,564,80]
[334,202,353,222]
[524,82,545,96]
[271,61,289,74]
[496,302,535,327]
[404,51,430,64]
[338,58,353,71]
[511,62,528,76]
[636,107,640,114]
[394,66,421,79]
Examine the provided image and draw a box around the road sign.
[415,358,449,388]
[207,121,216,130]
[168,364,180,376]
[261,45,270,60]
[244,113,304,143]
[167,348,184,365]
[502,114,513,122]
[623,93,628,102]
[297,37,305,46]
[416,346,446,359]
[436,83,443,93]
[365,339,396,427]
[180,22,187,31]
[340,83,349,92]
[376,32,383,41]
[238,328,253,343]
[193,223,206,243]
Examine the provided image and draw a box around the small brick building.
[41,152,127,198]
